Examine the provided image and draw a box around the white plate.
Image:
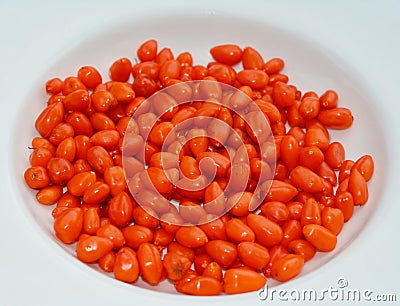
[1,1,400,305]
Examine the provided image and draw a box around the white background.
[0,0,399,305]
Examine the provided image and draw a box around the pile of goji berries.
[24,40,374,296]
